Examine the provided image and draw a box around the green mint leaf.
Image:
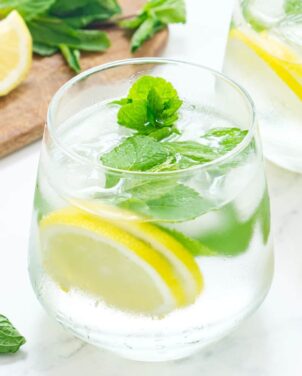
[147,127,175,141]
[49,0,121,28]
[0,315,26,354]
[0,0,56,21]
[59,44,81,73]
[28,16,110,52]
[241,0,270,32]
[284,0,302,14]
[130,18,164,52]
[120,0,186,51]
[203,127,248,152]
[120,184,208,222]
[117,101,148,132]
[164,141,218,165]
[159,226,217,256]
[33,42,58,56]
[101,135,170,171]
[129,75,179,101]
[119,14,146,30]
[145,0,186,24]
[114,76,182,133]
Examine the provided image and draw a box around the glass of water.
[225,0,302,173]
[29,58,274,361]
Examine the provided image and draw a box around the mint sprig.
[120,0,186,52]
[113,76,182,136]
[0,315,25,354]
[101,75,248,222]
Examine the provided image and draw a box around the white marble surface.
[1,1,302,375]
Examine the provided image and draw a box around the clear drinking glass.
[224,0,302,173]
[29,58,274,361]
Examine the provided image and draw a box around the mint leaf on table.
[120,0,186,52]
[0,0,56,20]
[49,0,121,28]
[33,42,58,56]
[113,76,182,135]
[0,315,25,354]
[28,17,110,52]
[59,45,81,73]
[284,0,302,14]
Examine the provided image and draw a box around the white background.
[1,1,302,375]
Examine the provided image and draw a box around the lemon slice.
[116,221,203,303]
[0,10,32,96]
[230,28,302,100]
[40,207,203,316]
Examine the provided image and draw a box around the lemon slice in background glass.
[230,28,302,100]
[40,207,203,316]
[0,10,32,96]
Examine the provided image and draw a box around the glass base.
[53,285,272,362]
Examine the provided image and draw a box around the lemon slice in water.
[0,10,32,96]
[40,207,203,316]
[230,28,302,100]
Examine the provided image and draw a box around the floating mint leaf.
[120,184,209,222]
[101,135,171,172]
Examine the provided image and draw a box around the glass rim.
[47,57,256,176]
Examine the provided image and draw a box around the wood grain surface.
[0,0,168,158]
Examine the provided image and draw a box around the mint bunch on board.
[0,0,186,73]
[120,0,186,52]
[100,75,248,222]
[0,315,25,354]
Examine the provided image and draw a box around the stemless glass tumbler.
[29,58,274,361]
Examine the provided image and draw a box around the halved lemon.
[40,207,203,316]
[230,28,302,100]
[0,10,32,96]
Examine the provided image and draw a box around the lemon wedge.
[0,10,32,96]
[230,28,302,100]
[40,207,203,316]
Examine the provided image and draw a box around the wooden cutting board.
[0,0,168,158]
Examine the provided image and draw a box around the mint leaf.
[284,0,302,14]
[130,18,164,53]
[159,226,217,256]
[203,127,248,152]
[114,76,182,133]
[0,0,56,21]
[241,0,270,32]
[49,0,121,28]
[120,0,186,52]
[59,44,81,73]
[0,315,25,354]
[164,141,218,167]
[101,135,170,171]
[120,184,208,222]
[129,75,179,101]
[33,42,58,56]
[117,101,148,132]
[28,17,110,52]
